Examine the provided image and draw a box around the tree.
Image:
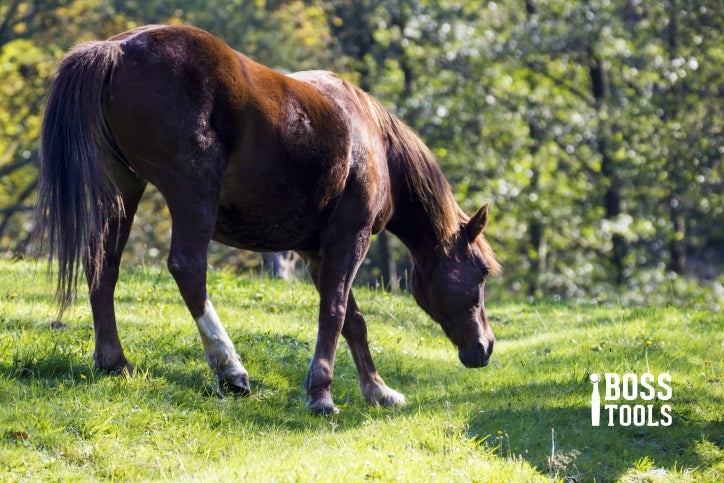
[1,0,722,309]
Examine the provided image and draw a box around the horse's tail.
[35,41,125,316]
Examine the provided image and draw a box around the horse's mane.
[350,85,500,275]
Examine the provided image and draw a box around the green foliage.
[0,38,57,250]
[0,1,722,305]
[0,259,722,480]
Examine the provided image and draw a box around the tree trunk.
[590,54,627,285]
[261,251,300,281]
[524,1,545,297]
[376,230,399,291]
[665,0,687,274]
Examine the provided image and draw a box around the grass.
[0,258,722,481]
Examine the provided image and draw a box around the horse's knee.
[167,254,186,279]
[167,253,203,283]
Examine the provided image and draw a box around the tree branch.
[526,60,594,105]
[0,180,36,241]
[0,156,35,179]
[0,0,22,49]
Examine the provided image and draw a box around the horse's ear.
[465,204,489,240]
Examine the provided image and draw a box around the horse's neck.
[386,200,437,262]
[385,156,458,263]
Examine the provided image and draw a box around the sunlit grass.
[0,258,722,481]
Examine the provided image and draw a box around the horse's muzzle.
[458,339,494,368]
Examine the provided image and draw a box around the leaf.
[8,430,29,440]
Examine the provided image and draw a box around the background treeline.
[1,0,722,309]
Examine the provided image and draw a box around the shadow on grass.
[465,390,722,480]
[411,361,724,481]
[0,335,96,383]
[0,356,96,384]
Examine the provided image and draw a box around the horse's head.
[410,204,499,368]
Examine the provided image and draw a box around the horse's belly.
[213,142,347,252]
[212,199,323,252]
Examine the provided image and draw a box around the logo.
[590,373,672,427]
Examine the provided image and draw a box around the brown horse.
[35,25,500,413]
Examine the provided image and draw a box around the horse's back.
[100,25,377,251]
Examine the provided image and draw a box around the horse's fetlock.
[307,394,339,415]
[304,363,332,392]
[93,350,133,375]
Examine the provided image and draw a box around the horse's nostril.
[458,340,491,368]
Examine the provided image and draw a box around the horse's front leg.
[302,230,371,414]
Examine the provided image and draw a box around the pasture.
[0,259,722,481]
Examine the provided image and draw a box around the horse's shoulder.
[287,71,356,103]
[287,70,343,86]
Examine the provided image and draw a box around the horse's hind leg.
[343,292,405,407]
[164,192,250,394]
[84,165,146,374]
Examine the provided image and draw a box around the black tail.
[34,41,125,316]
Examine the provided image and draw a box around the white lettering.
[639,373,656,401]
[605,404,618,426]
[622,373,638,401]
[605,373,620,400]
[619,404,632,426]
[646,405,659,426]
[594,373,674,427]
[660,405,673,426]
[658,373,672,400]
[633,405,647,426]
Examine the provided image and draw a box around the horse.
[35,25,500,413]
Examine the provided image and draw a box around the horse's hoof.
[94,352,134,376]
[306,394,339,415]
[220,372,251,396]
[365,385,406,407]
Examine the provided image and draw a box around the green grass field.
[0,258,722,481]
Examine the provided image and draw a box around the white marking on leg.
[194,298,247,379]
[364,383,406,407]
